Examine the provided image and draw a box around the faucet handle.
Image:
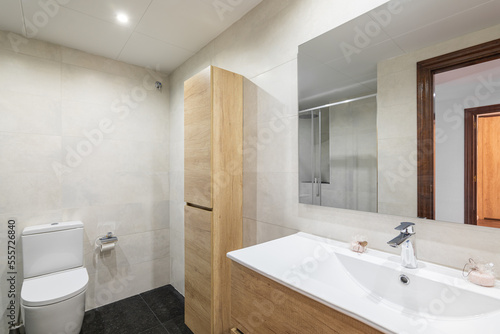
[395,222,415,233]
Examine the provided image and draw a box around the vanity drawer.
[231,262,382,334]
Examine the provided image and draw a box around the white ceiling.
[298,0,500,110]
[0,0,263,73]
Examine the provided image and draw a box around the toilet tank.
[22,221,84,279]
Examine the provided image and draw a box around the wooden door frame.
[465,105,500,225]
[416,38,500,220]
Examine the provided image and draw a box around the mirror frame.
[416,38,500,221]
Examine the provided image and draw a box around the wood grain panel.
[479,116,500,220]
[231,262,382,334]
[185,205,212,334]
[184,66,243,334]
[184,67,212,208]
[464,108,477,225]
[478,117,484,221]
[416,62,435,219]
[478,219,500,228]
[211,66,244,334]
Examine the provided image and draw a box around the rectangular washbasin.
[227,232,500,333]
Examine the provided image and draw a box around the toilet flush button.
[51,223,58,225]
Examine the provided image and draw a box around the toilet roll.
[100,242,115,252]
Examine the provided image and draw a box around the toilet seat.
[21,267,88,307]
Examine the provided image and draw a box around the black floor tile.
[140,285,185,322]
[80,295,159,334]
[163,316,194,334]
[139,324,169,334]
[80,285,187,334]
[80,308,105,333]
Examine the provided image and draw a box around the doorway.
[417,38,500,221]
[465,104,500,226]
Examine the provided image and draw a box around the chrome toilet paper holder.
[99,232,118,244]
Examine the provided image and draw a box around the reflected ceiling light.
[117,13,129,23]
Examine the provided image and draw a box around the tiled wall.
[169,0,500,296]
[0,30,170,330]
[323,96,377,212]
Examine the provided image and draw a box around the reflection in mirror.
[299,108,330,205]
[299,96,377,211]
[434,59,500,225]
[417,43,500,227]
[297,0,500,224]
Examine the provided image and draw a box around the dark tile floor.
[80,285,193,334]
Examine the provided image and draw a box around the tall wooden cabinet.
[184,66,243,334]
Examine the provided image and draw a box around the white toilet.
[21,221,89,334]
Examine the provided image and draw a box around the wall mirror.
[298,0,500,226]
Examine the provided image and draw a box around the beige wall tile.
[119,229,170,265]
[0,172,61,213]
[85,257,170,310]
[0,49,61,98]
[0,134,61,173]
[256,220,298,244]
[169,228,184,295]
[255,115,298,174]
[377,68,416,108]
[377,137,417,215]
[0,90,61,135]
[377,102,416,140]
[61,64,135,106]
[243,218,257,247]
[61,46,163,83]
[0,31,170,312]
[0,30,62,61]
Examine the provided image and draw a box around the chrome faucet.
[387,222,417,269]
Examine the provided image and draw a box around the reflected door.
[478,115,500,225]
[298,109,330,205]
[464,104,500,227]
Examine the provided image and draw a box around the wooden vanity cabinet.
[184,66,243,334]
[230,262,383,334]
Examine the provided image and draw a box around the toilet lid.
[21,267,88,307]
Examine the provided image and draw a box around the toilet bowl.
[21,221,89,334]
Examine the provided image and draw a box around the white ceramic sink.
[227,232,500,333]
[337,252,500,319]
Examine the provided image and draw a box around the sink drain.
[399,274,410,285]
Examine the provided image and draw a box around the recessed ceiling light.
[117,13,129,24]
